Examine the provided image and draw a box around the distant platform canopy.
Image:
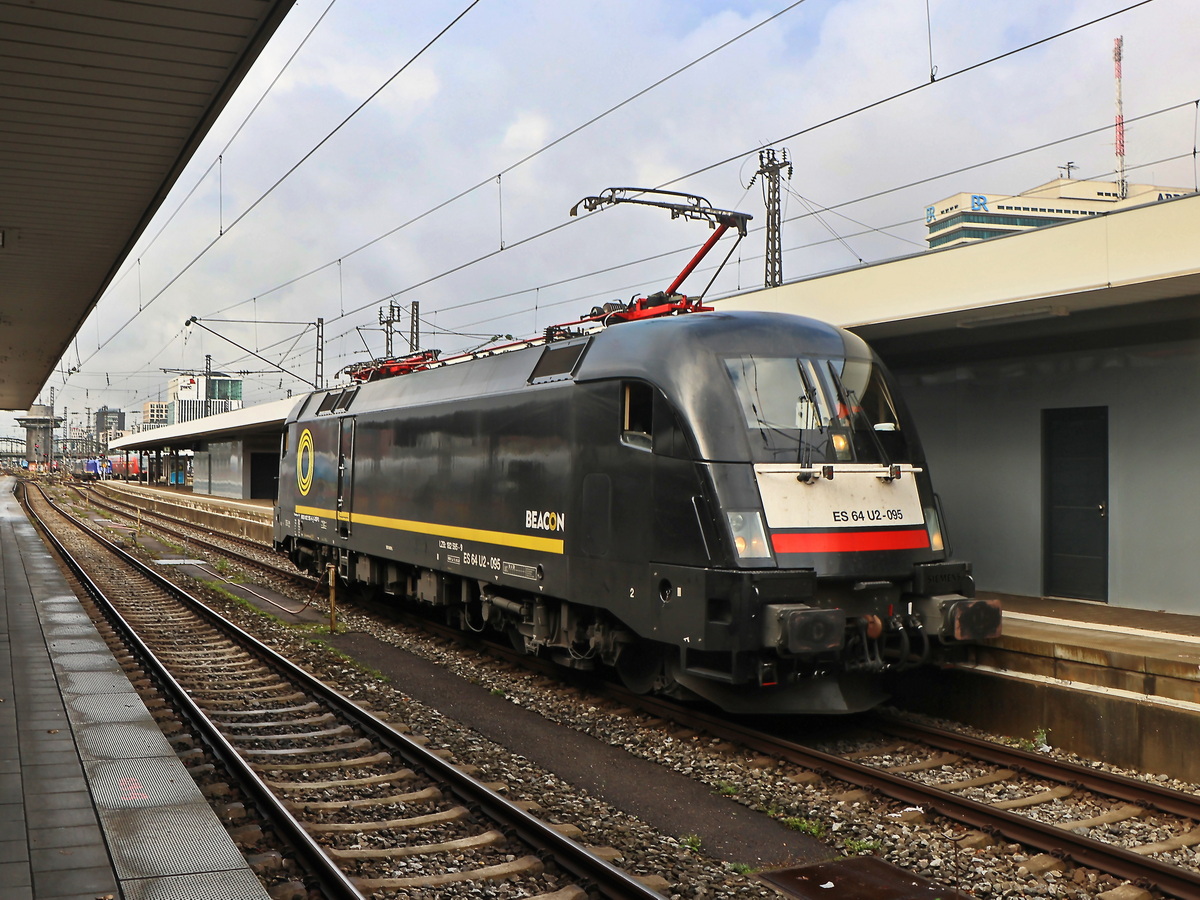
[718,191,1200,365]
[108,398,299,453]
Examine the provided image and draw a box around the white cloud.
[501,111,554,154]
[10,0,1200,434]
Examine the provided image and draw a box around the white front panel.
[754,464,926,530]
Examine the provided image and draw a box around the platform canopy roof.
[719,192,1200,368]
[108,397,298,452]
[0,0,296,411]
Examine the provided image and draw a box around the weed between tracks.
[199,581,290,625]
[782,816,827,838]
[305,638,390,682]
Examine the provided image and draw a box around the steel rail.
[325,580,1200,898]
[62,483,1200,895]
[72,483,315,589]
[24,484,368,900]
[875,714,1200,821]
[31,484,663,900]
[584,685,1200,900]
[86,482,271,550]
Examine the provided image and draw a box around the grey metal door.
[337,418,355,539]
[1042,406,1108,601]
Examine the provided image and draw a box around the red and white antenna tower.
[1113,35,1127,199]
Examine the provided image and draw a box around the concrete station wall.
[896,336,1200,613]
[193,441,241,499]
[192,437,281,501]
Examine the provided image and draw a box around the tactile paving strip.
[47,636,111,653]
[77,721,175,761]
[39,596,87,609]
[99,802,251,878]
[45,610,94,625]
[55,653,126,674]
[87,755,205,809]
[120,869,270,900]
[68,692,157,725]
[44,622,99,638]
[60,670,137,695]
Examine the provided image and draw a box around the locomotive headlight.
[831,432,850,458]
[727,511,772,560]
[924,505,945,552]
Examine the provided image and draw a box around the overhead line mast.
[748,148,792,288]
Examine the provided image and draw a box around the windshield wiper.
[794,359,826,467]
[825,360,891,469]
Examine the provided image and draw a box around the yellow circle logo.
[296,428,314,496]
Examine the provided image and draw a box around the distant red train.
[71,456,141,480]
[109,455,141,479]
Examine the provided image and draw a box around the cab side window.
[652,394,693,459]
[621,382,653,449]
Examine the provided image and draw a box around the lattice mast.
[751,148,792,288]
[1114,36,1127,199]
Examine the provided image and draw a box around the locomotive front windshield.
[724,355,910,464]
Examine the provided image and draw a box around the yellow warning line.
[294,505,564,554]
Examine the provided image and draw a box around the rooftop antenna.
[1114,36,1127,199]
[1058,161,1077,179]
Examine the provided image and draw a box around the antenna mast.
[1114,36,1127,199]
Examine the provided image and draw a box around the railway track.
[576,685,1200,899]
[23,482,664,900]
[283,579,1200,898]
[84,480,269,549]
[52,480,1200,897]
[69,482,309,588]
[311,580,1200,898]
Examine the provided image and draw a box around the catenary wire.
[106,0,341,296]
[655,0,1156,190]
[207,141,1198,380]
[83,0,803,373]
[74,0,484,374]
[71,1,1146,386]
[74,1,1172,407]
[201,0,814,319]
[195,135,1197,387]
[243,0,1172,357]
[322,99,1197,343]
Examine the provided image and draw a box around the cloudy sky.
[9,0,1199,438]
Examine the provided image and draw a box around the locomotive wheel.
[506,625,528,654]
[615,639,671,695]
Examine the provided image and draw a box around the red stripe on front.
[771,528,931,553]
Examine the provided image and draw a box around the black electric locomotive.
[274,190,1000,714]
